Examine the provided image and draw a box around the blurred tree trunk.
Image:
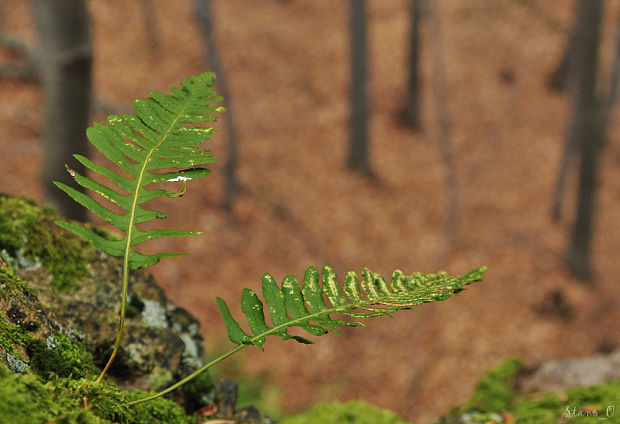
[551,1,580,222]
[140,0,160,51]
[194,0,239,213]
[400,0,423,130]
[428,1,458,261]
[547,0,579,93]
[564,0,603,281]
[347,0,372,176]
[602,12,620,133]
[30,0,92,222]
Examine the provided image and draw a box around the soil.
[1,1,620,422]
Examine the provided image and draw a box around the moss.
[0,267,27,296]
[280,400,411,424]
[0,365,196,424]
[511,381,620,423]
[0,195,89,292]
[27,331,97,379]
[465,357,524,413]
[0,365,103,423]
[0,313,32,361]
[126,390,195,424]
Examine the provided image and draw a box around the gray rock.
[516,350,620,393]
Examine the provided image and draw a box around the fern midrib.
[125,94,197,264]
[97,84,203,383]
[249,294,411,343]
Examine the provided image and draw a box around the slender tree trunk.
[347,0,372,176]
[547,1,579,93]
[602,12,620,132]
[427,1,458,262]
[551,93,581,223]
[194,0,239,213]
[140,0,160,51]
[551,0,604,222]
[564,0,603,281]
[400,0,423,129]
[30,0,92,222]
[550,1,580,222]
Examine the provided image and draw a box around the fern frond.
[217,264,488,349]
[130,264,487,405]
[53,72,223,269]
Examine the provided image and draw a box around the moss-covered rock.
[281,400,411,424]
[438,357,620,424]
[0,263,84,375]
[0,195,89,292]
[0,194,206,397]
[0,194,218,416]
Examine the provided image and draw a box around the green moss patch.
[0,267,27,295]
[0,195,89,292]
[0,313,31,361]
[0,365,195,424]
[27,331,98,379]
[281,400,411,424]
[465,357,524,413]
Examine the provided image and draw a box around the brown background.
[1,1,620,422]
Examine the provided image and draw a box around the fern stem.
[96,262,130,383]
[128,344,247,405]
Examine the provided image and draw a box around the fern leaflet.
[217,264,487,349]
[54,72,223,269]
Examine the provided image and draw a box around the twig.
[0,32,30,56]
[0,62,38,82]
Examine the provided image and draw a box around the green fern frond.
[217,264,488,350]
[130,264,487,405]
[53,72,223,269]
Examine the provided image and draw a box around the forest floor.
[2,1,620,422]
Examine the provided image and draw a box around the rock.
[0,194,205,394]
[0,258,66,373]
[516,349,620,393]
[213,378,273,424]
[214,378,238,419]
